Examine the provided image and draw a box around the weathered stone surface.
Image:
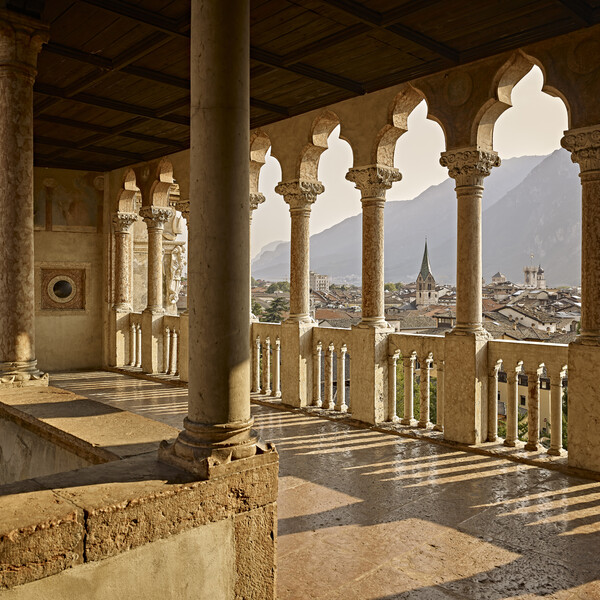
[0,490,84,589]
[234,504,277,600]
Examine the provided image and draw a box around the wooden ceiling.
[22,0,600,171]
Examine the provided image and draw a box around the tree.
[266,281,290,294]
[262,297,289,323]
[251,277,258,287]
[252,300,263,316]
[384,283,396,292]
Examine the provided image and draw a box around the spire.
[419,239,433,280]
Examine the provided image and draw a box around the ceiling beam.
[35,154,118,171]
[34,114,188,149]
[76,0,189,38]
[251,46,364,93]
[320,0,459,63]
[554,0,594,26]
[34,82,190,126]
[35,135,146,161]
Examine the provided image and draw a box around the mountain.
[251,151,581,286]
[252,239,285,263]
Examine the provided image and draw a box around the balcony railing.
[114,317,572,461]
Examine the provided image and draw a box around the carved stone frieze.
[112,212,138,233]
[275,180,324,211]
[440,149,501,186]
[139,206,173,229]
[561,126,600,173]
[345,165,402,199]
[174,200,190,222]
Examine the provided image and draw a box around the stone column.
[139,206,172,374]
[548,368,566,456]
[324,342,335,410]
[113,213,138,310]
[388,351,400,422]
[0,13,48,386]
[434,360,445,432]
[439,148,500,444]
[418,355,432,428]
[346,165,401,328]
[488,361,501,442]
[160,0,265,478]
[504,363,521,447]
[336,344,348,412]
[250,192,265,322]
[440,149,500,332]
[275,180,323,322]
[561,127,600,471]
[402,354,416,426]
[111,212,138,367]
[313,341,322,407]
[140,206,172,313]
[277,180,322,408]
[525,368,541,451]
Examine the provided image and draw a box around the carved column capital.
[345,165,402,200]
[561,126,600,173]
[139,206,173,230]
[249,192,266,212]
[0,11,48,80]
[112,212,138,233]
[440,148,500,186]
[275,179,324,211]
[174,200,190,222]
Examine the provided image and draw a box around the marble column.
[560,126,600,471]
[275,180,324,322]
[112,212,138,311]
[439,148,500,444]
[160,0,261,477]
[346,165,401,328]
[0,13,48,385]
[439,149,500,333]
[140,206,172,313]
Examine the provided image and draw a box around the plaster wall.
[0,416,93,485]
[33,167,105,372]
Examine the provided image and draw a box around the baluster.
[488,360,502,441]
[169,329,178,375]
[325,342,335,410]
[129,323,136,367]
[434,359,445,432]
[164,327,171,374]
[388,351,400,422]
[313,341,322,407]
[252,336,261,393]
[548,366,567,456]
[272,338,281,397]
[504,361,522,447]
[335,344,348,413]
[418,354,432,428]
[525,366,542,451]
[401,353,417,426]
[262,336,272,395]
[136,324,142,368]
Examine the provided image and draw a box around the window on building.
[520,395,526,406]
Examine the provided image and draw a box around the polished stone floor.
[52,371,600,600]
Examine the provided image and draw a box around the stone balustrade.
[488,340,568,456]
[312,327,352,413]
[388,333,445,431]
[251,322,282,398]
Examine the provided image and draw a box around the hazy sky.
[251,66,569,258]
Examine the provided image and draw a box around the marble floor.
[52,371,600,600]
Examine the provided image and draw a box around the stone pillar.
[439,148,500,444]
[336,344,348,412]
[487,361,501,442]
[139,206,172,374]
[388,351,400,422]
[272,337,281,397]
[249,193,265,322]
[434,360,445,432]
[548,368,566,456]
[252,335,261,393]
[324,342,335,410]
[276,181,322,408]
[313,341,322,407]
[418,355,432,428]
[275,180,324,322]
[401,354,416,426]
[262,337,272,395]
[561,127,600,471]
[160,1,268,481]
[0,13,48,386]
[504,363,521,447]
[111,212,138,367]
[346,165,401,328]
[525,369,541,451]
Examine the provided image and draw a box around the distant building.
[524,264,546,289]
[310,271,330,293]
[491,271,506,284]
[416,240,438,306]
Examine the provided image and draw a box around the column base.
[0,360,48,387]
[356,317,393,329]
[158,416,267,479]
[285,313,314,324]
[401,418,417,426]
